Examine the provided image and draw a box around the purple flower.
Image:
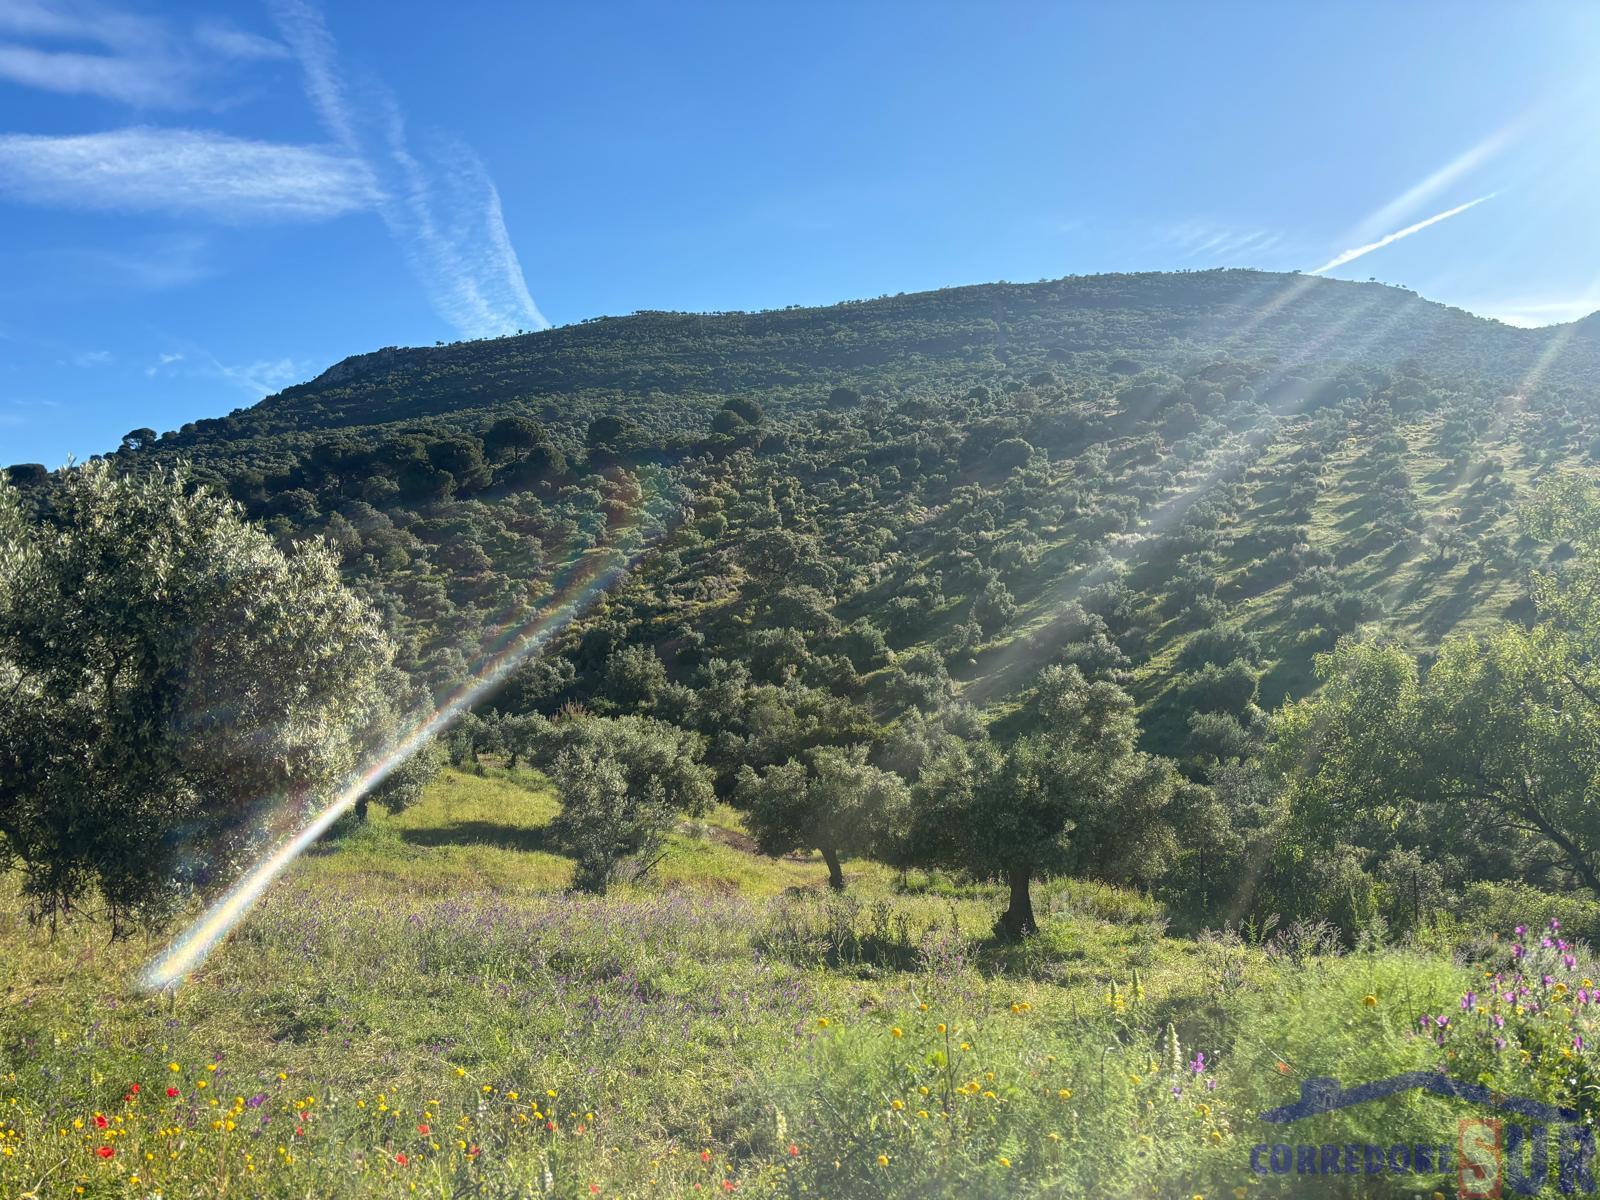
[1551,919,1562,931]
[1190,1052,1206,1075]
[1461,993,1477,1012]
[1515,926,1527,936]
[1206,1078,1217,1091]
[1513,944,1526,959]
[1494,1037,1507,1051]
[1435,1015,1450,1028]
[247,1094,267,1109]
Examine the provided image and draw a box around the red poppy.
[395,1152,409,1166]
[417,1123,430,1135]
[700,1150,712,1163]
[93,1115,108,1129]
[787,1144,799,1157]
[722,1182,737,1193]
[589,1187,600,1196]
[96,1146,115,1159]
[545,1120,555,1131]
[467,1144,480,1158]
[127,1084,139,1095]
[294,1126,304,1136]
[166,1087,179,1098]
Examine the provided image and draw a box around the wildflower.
[787,1144,799,1157]
[1058,1089,1072,1100]
[455,1068,466,1077]
[918,1003,928,1011]
[1190,1051,1206,1074]
[1462,992,1478,1012]
[418,1123,430,1135]
[891,1027,903,1038]
[395,1152,408,1166]
[93,1115,108,1129]
[96,1146,114,1159]
[127,1084,139,1095]
[168,1063,180,1073]
[877,1154,889,1168]
[816,1018,829,1029]
[701,1150,712,1163]
[1363,994,1377,1007]
[890,1099,905,1111]
[998,1156,1011,1167]
[1275,1062,1290,1074]
[937,1023,947,1034]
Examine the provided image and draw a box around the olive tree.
[0,464,399,931]
[536,714,713,893]
[737,745,910,890]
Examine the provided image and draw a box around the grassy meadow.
[3,765,1596,1199]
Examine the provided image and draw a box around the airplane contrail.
[1309,194,1496,276]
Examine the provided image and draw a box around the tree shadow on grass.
[400,821,555,854]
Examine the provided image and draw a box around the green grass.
[2,767,1594,1198]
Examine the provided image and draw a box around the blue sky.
[3,0,1599,467]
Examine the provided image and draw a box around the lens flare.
[138,468,677,992]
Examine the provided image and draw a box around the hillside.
[10,272,1580,755]
[11,273,1600,1198]
[154,270,1600,447]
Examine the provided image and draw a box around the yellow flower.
[960,1042,971,1052]
[817,1018,830,1029]
[1047,1131,1061,1142]
[877,1154,889,1168]
[936,1023,947,1034]
[890,1099,905,1111]
[998,1156,1011,1167]
[1363,994,1377,1007]
[918,1003,928,1011]
[918,1086,929,1096]
[454,1068,466,1078]
[1058,1089,1072,1100]
[1209,1129,1223,1144]
[168,1063,180,1073]
[891,1027,902,1038]
[917,1110,929,1119]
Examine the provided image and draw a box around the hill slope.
[11,270,1598,765]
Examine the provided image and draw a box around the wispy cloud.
[270,0,548,336]
[1308,195,1495,276]
[1163,220,1283,264]
[0,127,377,221]
[0,0,288,107]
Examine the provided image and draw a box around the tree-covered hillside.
[8,269,1600,937]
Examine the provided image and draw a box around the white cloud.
[0,127,377,221]
[0,0,291,106]
[0,41,185,105]
[1308,195,1495,276]
[192,20,290,63]
[270,0,548,337]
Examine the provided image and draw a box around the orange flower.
[395,1152,409,1166]
[417,1123,430,1136]
[1276,1062,1290,1074]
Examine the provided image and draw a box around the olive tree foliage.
[736,745,911,890]
[915,665,1180,938]
[0,464,400,932]
[534,713,713,893]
